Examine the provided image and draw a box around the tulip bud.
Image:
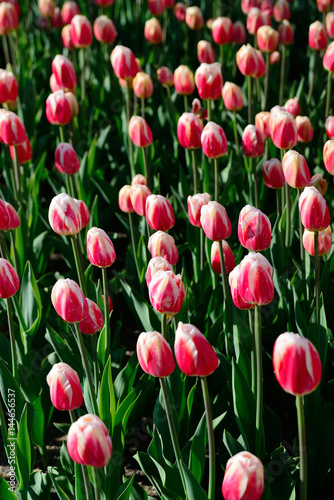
[271,109,297,150]
[268,104,285,132]
[273,332,322,396]
[222,82,244,111]
[148,231,178,265]
[195,62,223,100]
[87,227,116,268]
[129,116,153,148]
[241,0,259,14]
[238,205,271,251]
[211,240,236,275]
[118,185,134,213]
[197,40,216,64]
[326,116,334,138]
[52,55,77,93]
[111,45,138,81]
[278,19,294,45]
[46,90,72,126]
[47,362,83,410]
[70,15,92,48]
[246,8,266,36]
[309,173,328,196]
[49,193,89,236]
[222,451,264,500]
[61,1,80,24]
[191,97,207,119]
[164,0,175,9]
[257,25,279,53]
[0,198,19,230]
[146,256,173,288]
[39,0,54,17]
[185,6,204,30]
[323,41,334,72]
[255,111,270,139]
[295,116,313,143]
[137,330,175,377]
[174,2,186,22]
[102,294,113,314]
[149,269,185,316]
[174,65,195,95]
[270,51,281,65]
[236,44,258,76]
[323,139,334,174]
[130,184,151,216]
[212,16,233,45]
[144,17,162,44]
[177,112,203,150]
[201,121,228,159]
[93,15,117,44]
[148,0,164,15]
[79,298,104,335]
[175,322,219,377]
[187,193,210,227]
[146,194,175,232]
[317,0,334,13]
[238,252,274,306]
[51,7,63,28]
[303,225,332,257]
[282,150,310,189]
[242,124,265,157]
[61,24,74,49]
[229,264,255,310]
[261,0,274,14]
[273,0,290,22]
[93,0,115,5]
[299,186,330,232]
[309,20,327,50]
[157,66,174,87]
[326,12,334,38]
[253,50,266,78]
[0,258,19,298]
[133,72,153,99]
[0,70,18,103]
[262,158,285,189]
[51,278,88,323]
[67,414,112,468]
[284,97,300,118]
[0,111,26,146]
[55,142,80,175]
[200,201,232,241]
[0,2,18,34]
[232,21,247,44]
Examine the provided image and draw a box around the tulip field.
[2,0,334,499]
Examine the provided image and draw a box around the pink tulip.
[70,15,92,48]
[241,0,259,14]
[118,185,135,213]
[303,226,332,257]
[282,150,310,189]
[284,97,300,117]
[51,278,88,323]
[194,62,223,100]
[46,90,72,126]
[146,256,173,288]
[212,16,233,45]
[0,198,19,230]
[185,6,204,30]
[222,82,244,111]
[197,40,216,64]
[146,194,175,231]
[110,45,138,81]
[49,193,89,236]
[52,54,77,91]
[133,72,153,99]
[0,110,26,146]
[144,17,162,44]
[201,121,228,159]
[87,227,116,268]
[177,112,203,149]
[174,65,195,95]
[211,240,236,275]
[61,1,80,24]
[157,66,174,87]
[270,109,297,150]
[79,298,104,335]
[295,116,313,143]
[149,269,185,316]
[278,19,294,44]
[55,142,80,175]
[232,21,247,44]
[148,231,178,265]
[229,264,255,310]
[309,20,327,50]
[137,331,175,377]
[93,15,117,44]
[262,158,285,189]
[238,205,272,251]
[236,44,258,77]
[273,0,290,22]
[0,69,18,103]
[323,139,334,174]
[238,252,274,306]
[187,193,211,227]
[326,12,334,38]
[299,186,330,232]
[130,184,152,216]
[47,362,83,410]
[131,174,147,186]
[0,258,19,298]
[0,1,18,34]
[308,173,328,196]
[222,451,264,500]
[200,201,232,241]
[129,116,153,148]
[242,124,265,157]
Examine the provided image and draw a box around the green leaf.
[115,475,135,500]
[179,461,209,500]
[222,430,245,457]
[49,473,72,500]
[188,412,206,480]
[0,477,17,499]
[118,279,160,332]
[27,471,51,500]
[16,404,31,492]
[0,359,25,417]
[19,261,42,338]
[114,352,138,403]
[99,356,116,435]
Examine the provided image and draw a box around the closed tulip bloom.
[129,116,153,148]
[273,332,322,396]
[238,205,271,251]
[212,16,233,45]
[39,0,54,17]
[273,0,290,22]
[261,0,274,14]
[299,186,330,232]
[271,109,297,150]
[49,193,88,236]
[318,0,334,13]
[175,322,219,377]
[236,44,258,76]
[0,111,26,146]
[201,121,228,159]
[295,116,313,143]
[61,1,80,24]
[241,0,259,14]
[211,240,235,275]
[309,173,328,195]
[146,256,173,288]
[194,62,223,100]
[70,15,92,48]
[191,97,207,119]
[9,138,31,165]
[229,264,254,310]
[55,142,80,175]
[323,41,334,72]
[185,6,204,30]
[232,21,247,44]
[323,139,334,174]
[0,258,19,298]
[278,19,294,45]
[144,17,162,44]
[257,25,279,52]
[148,231,178,265]
[79,298,104,335]
[67,414,112,468]
[282,150,310,189]
[200,201,232,241]
[51,7,63,28]
[270,50,281,65]
[52,55,77,92]
[326,116,334,137]
[87,227,116,268]
[309,21,327,50]
[137,330,175,377]
[0,198,19,230]
[146,194,175,231]
[62,24,74,49]
[93,16,117,44]
[148,0,164,15]
[197,40,216,64]
[262,158,285,189]
[131,174,147,187]
[174,65,195,95]
[238,252,274,306]
[242,124,265,157]
[284,97,300,117]
[255,111,270,139]
[253,50,266,78]
[177,112,203,149]
[130,184,151,216]
[174,2,186,22]
[118,185,134,213]
[149,269,185,316]
[47,363,83,411]
[94,0,114,5]
[187,193,210,227]
[222,451,264,500]
[268,104,285,132]
[110,45,138,81]
[303,225,332,257]
[0,70,18,103]
[164,0,175,8]
[247,8,266,35]
[46,90,72,126]
[133,72,153,99]
[326,12,334,38]
[0,2,18,34]
[222,82,244,111]
[66,91,79,118]
[51,278,88,323]
[157,66,174,87]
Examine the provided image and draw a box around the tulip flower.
[70,15,92,48]
[148,0,164,15]
[197,40,215,64]
[86,227,116,268]
[323,139,334,174]
[144,17,162,44]
[200,201,232,242]
[299,186,330,232]
[211,240,235,275]
[146,194,175,232]
[110,45,138,81]
[262,158,285,189]
[128,116,153,148]
[47,362,83,410]
[52,54,77,92]
[118,185,134,213]
[278,19,294,45]
[255,111,270,139]
[48,193,89,236]
[273,0,290,22]
[236,44,259,122]
[222,451,264,500]
[46,90,72,126]
[0,69,18,104]
[51,278,88,323]
[238,205,272,252]
[282,150,310,189]
[55,142,80,175]
[93,16,117,44]
[0,198,19,232]
[284,97,300,117]
[229,264,255,310]
[232,21,247,44]
[308,173,328,196]
[177,112,203,192]
[148,231,178,265]
[0,110,26,146]
[157,66,174,89]
[308,21,327,106]
[137,330,175,377]
[130,184,152,216]
[148,269,185,317]
[201,122,228,200]
[133,72,153,119]
[241,0,259,14]
[246,7,266,36]
[194,62,223,102]
[185,6,204,30]
[326,12,334,38]
[295,116,314,143]
[61,1,80,24]
[242,125,264,207]
[212,16,233,67]
[303,226,332,257]
[79,298,104,335]
[174,2,186,22]
[222,82,244,112]
[131,174,147,186]
[146,256,173,288]
[174,65,195,104]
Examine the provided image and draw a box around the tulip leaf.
[307,294,328,365]
[19,261,42,338]
[0,477,17,499]
[16,404,31,492]
[179,461,209,500]
[115,475,135,500]
[49,473,72,500]
[99,356,116,435]
[222,429,245,458]
[45,326,83,377]
[114,351,139,403]
[0,359,25,417]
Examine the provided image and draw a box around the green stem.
[161,313,168,342]
[249,157,259,208]
[71,234,87,295]
[159,378,187,497]
[59,125,65,143]
[126,81,135,179]
[102,267,111,361]
[325,72,333,118]
[247,76,253,124]
[285,181,291,248]
[191,149,198,194]
[218,241,227,301]
[314,231,320,332]
[207,99,212,122]
[279,45,286,105]
[296,395,307,500]
[200,228,204,273]
[74,323,99,415]
[128,213,141,282]
[2,35,10,66]
[248,309,256,394]
[183,94,188,112]
[214,158,219,201]
[141,147,151,190]
[0,231,8,259]
[92,468,101,500]
[6,298,18,382]
[69,410,92,500]
[233,111,240,159]
[80,48,86,121]
[297,190,305,265]
[141,97,145,119]
[254,305,263,457]
[201,377,215,500]
[307,50,318,106]
[219,44,224,70]
[9,231,19,274]
[276,189,281,219]
[264,53,270,110]
[12,146,22,207]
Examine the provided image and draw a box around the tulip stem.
[314,231,320,331]
[0,232,8,260]
[219,44,224,71]
[218,241,228,301]
[307,50,318,106]
[248,309,256,394]
[285,182,291,248]
[6,298,18,382]
[12,146,22,208]
[200,228,204,273]
[59,125,65,144]
[2,36,10,66]
[296,395,307,500]
[9,231,19,275]
[141,147,151,190]
[140,97,145,120]
[201,377,215,500]
[276,189,281,219]
[191,149,199,194]
[247,76,253,124]
[80,48,86,121]
[74,322,99,415]
[297,191,306,291]
[159,377,187,497]
[249,158,259,208]
[161,313,168,342]
[71,235,87,295]
[207,99,212,122]
[128,213,141,282]
[69,411,92,500]
[325,72,333,118]
[279,45,286,105]
[214,158,219,201]
[263,53,270,111]
[254,305,263,457]
[102,267,111,363]
[232,111,240,159]
[92,468,101,500]
[126,81,135,179]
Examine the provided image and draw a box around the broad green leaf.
[0,359,25,417]
[222,430,245,458]
[16,404,31,492]
[19,261,42,339]
[49,474,72,500]
[179,461,209,500]
[0,477,17,499]
[99,356,116,435]
[115,475,134,500]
